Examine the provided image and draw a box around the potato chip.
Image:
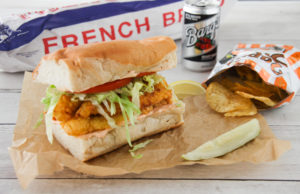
[224,105,257,117]
[218,77,239,90]
[206,82,257,116]
[244,81,274,95]
[211,66,288,100]
[216,76,273,98]
[204,43,299,110]
[235,91,277,107]
[235,66,261,82]
[205,65,289,112]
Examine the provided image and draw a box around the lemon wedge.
[170,80,206,100]
[182,118,261,161]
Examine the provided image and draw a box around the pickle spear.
[182,118,261,161]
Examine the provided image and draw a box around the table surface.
[1,1,300,193]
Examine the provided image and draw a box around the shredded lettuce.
[90,98,118,129]
[41,85,63,110]
[117,96,131,147]
[110,100,116,116]
[102,99,110,112]
[114,74,164,96]
[72,91,142,148]
[34,113,44,129]
[40,74,164,156]
[71,93,86,101]
[139,74,164,94]
[40,85,63,143]
[71,74,163,150]
[142,75,156,93]
[129,139,153,159]
[131,82,143,109]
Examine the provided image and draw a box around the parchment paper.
[9,72,291,188]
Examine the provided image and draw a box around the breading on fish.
[140,82,172,114]
[75,101,98,118]
[53,95,81,122]
[53,82,173,136]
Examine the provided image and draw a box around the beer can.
[181,0,221,72]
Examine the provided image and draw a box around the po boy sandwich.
[33,36,185,161]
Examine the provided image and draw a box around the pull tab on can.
[181,0,221,72]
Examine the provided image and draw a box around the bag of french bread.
[0,0,183,72]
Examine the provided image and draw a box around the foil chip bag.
[204,43,300,114]
[0,0,183,72]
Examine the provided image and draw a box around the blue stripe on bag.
[0,0,181,51]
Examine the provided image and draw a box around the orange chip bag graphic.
[205,44,300,109]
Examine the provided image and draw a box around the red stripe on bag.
[287,52,300,65]
[274,77,287,90]
[251,44,260,48]
[237,43,246,48]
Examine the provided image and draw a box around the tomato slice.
[77,77,133,94]
[137,72,155,77]
[77,72,155,94]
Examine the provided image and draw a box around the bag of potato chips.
[203,43,300,116]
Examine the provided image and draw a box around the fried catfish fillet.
[53,82,173,136]
[53,95,81,122]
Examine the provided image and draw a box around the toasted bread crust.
[33,36,177,92]
[44,36,176,67]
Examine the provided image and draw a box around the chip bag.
[204,43,300,111]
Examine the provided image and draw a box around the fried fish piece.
[76,101,99,118]
[63,98,174,136]
[54,82,174,136]
[62,114,124,136]
[55,82,172,120]
[140,82,172,110]
[76,101,122,118]
[53,95,82,122]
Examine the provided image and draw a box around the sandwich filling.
[41,73,176,145]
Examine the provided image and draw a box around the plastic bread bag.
[203,43,300,110]
[0,0,183,72]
